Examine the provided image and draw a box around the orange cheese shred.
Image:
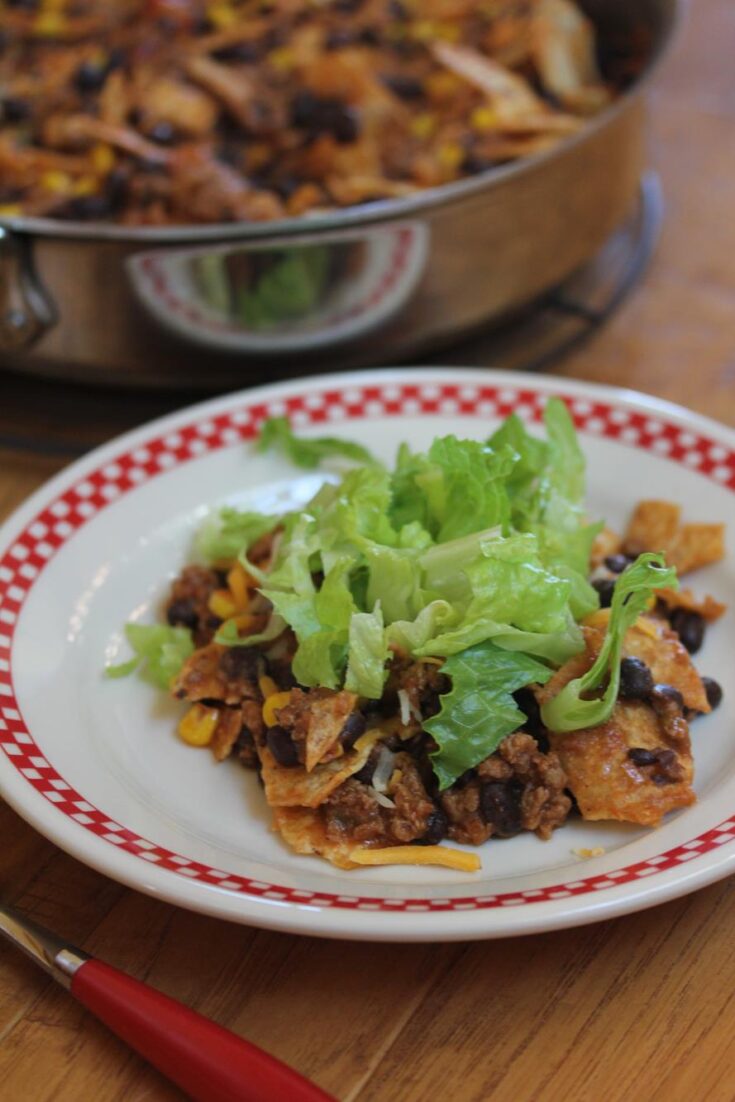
[349,846,481,872]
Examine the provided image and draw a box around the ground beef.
[440,732,572,844]
[323,753,435,847]
[384,657,450,719]
[166,565,222,647]
[274,686,360,767]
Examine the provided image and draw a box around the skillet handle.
[0,224,57,350]
[71,958,335,1102]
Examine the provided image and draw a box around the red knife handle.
[71,958,335,1102]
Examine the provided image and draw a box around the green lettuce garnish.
[257,415,378,470]
[238,401,596,699]
[196,507,276,562]
[425,642,553,790]
[540,553,678,733]
[105,623,194,689]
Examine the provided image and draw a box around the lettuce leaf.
[257,415,377,469]
[344,604,389,699]
[425,641,553,789]
[389,436,517,543]
[105,623,194,689]
[196,507,276,562]
[541,553,679,733]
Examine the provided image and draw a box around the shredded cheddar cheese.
[350,846,481,872]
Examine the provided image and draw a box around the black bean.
[64,195,114,220]
[592,577,616,608]
[359,27,381,46]
[382,73,423,100]
[669,609,706,654]
[325,28,358,50]
[6,0,38,9]
[702,677,723,710]
[388,0,409,17]
[266,726,300,767]
[219,646,259,681]
[353,752,376,785]
[480,781,523,837]
[2,97,31,124]
[514,687,542,733]
[149,121,177,145]
[213,41,260,62]
[619,656,654,700]
[628,747,658,766]
[290,92,359,143]
[421,809,449,845]
[333,0,364,10]
[461,153,495,176]
[340,712,367,749]
[74,60,109,93]
[166,598,198,629]
[605,553,633,574]
[650,683,684,711]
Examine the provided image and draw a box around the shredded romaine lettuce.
[257,415,378,470]
[105,623,194,689]
[196,507,275,563]
[425,642,553,790]
[540,553,679,733]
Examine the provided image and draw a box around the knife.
[0,901,334,1102]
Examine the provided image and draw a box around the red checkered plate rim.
[0,368,733,941]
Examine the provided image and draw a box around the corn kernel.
[471,106,498,132]
[411,20,436,41]
[33,11,65,35]
[267,47,294,72]
[208,588,237,620]
[435,22,460,42]
[227,562,251,611]
[72,175,97,196]
[258,675,278,700]
[263,691,291,728]
[207,3,237,29]
[437,142,463,170]
[411,113,435,140]
[41,170,72,194]
[0,204,21,217]
[178,704,219,747]
[91,143,115,174]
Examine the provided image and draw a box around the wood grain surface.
[1,3,734,1100]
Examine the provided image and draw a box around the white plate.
[0,368,733,942]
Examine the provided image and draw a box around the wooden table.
[1,4,735,1099]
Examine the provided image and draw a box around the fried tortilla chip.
[273,806,358,869]
[531,0,611,114]
[623,501,681,559]
[622,501,725,576]
[668,524,726,576]
[432,41,582,133]
[589,525,623,570]
[622,617,710,714]
[656,587,727,623]
[259,741,372,808]
[172,642,259,705]
[549,700,695,827]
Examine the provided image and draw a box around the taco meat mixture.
[0,0,647,225]
[164,498,725,869]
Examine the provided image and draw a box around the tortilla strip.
[531,0,611,114]
[273,806,358,869]
[622,501,725,576]
[259,742,372,808]
[549,699,695,827]
[656,586,727,623]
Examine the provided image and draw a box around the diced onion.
[397,689,411,726]
[371,747,395,794]
[368,787,396,809]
